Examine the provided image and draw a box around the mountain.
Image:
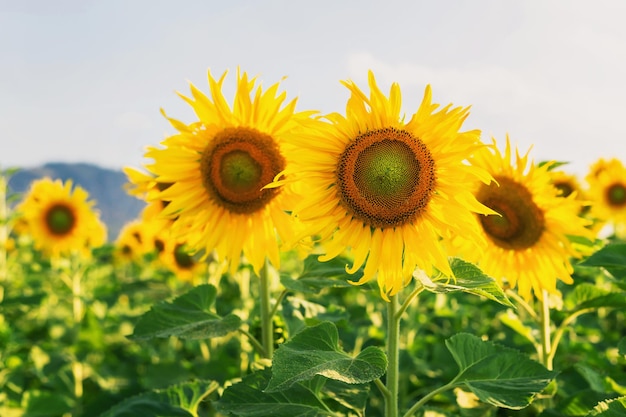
[7,162,146,240]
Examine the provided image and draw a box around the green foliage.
[587,396,626,416]
[266,321,387,391]
[580,242,626,279]
[100,380,218,417]
[3,206,626,417]
[421,258,514,307]
[445,333,557,409]
[130,284,242,340]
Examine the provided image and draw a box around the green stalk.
[69,257,85,414]
[385,294,401,417]
[259,258,274,359]
[403,377,459,417]
[548,307,594,367]
[539,289,553,370]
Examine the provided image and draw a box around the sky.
[2,0,626,178]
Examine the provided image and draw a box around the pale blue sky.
[2,0,626,177]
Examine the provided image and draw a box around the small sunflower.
[142,69,315,274]
[114,220,154,263]
[159,240,207,284]
[16,178,106,257]
[549,169,583,198]
[453,137,592,300]
[276,71,495,299]
[585,157,626,234]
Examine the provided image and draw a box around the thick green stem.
[539,290,553,370]
[386,294,401,417]
[259,259,274,359]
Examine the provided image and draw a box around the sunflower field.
[1,70,626,417]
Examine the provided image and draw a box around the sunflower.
[114,219,154,263]
[549,169,583,198]
[275,71,495,299]
[158,240,208,284]
[452,137,592,300]
[142,69,315,275]
[16,178,106,257]
[585,157,626,235]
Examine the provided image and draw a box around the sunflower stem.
[259,258,274,359]
[539,289,553,370]
[385,294,401,417]
[70,256,84,414]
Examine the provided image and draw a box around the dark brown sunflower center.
[200,127,285,214]
[45,203,76,236]
[174,244,194,270]
[606,183,626,207]
[154,238,165,253]
[337,127,436,229]
[477,176,545,250]
[554,181,574,197]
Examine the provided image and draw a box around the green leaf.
[563,283,626,312]
[321,379,369,417]
[587,396,626,416]
[130,284,242,340]
[445,333,557,409]
[265,322,387,392]
[100,380,219,417]
[580,243,626,279]
[619,338,626,357]
[23,390,73,417]
[215,369,333,417]
[423,258,514,307]
[498,310,538,346]
[575,363,608,393]
[280,255,357,294]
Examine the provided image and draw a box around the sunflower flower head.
[452,136,593,301]
[16,177,107,258]
[277,71,495,300]
[141,69,317,275]
[585,157,626,236]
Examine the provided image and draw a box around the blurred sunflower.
[585,157,626,235]
[452,137,592,300]
[275,71,495,299]
[142,69,316,275]
[159,241,207,284]
[16,178,106,258]
[114,220,154,263]
[549,169,582,198]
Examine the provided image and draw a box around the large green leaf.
[321,379,370,417]
[421,258,513,307]
[265,322,387,392]
[100,380,218,417]
[23,390,73,417]
[587,396,626,416]
[563,283,626,313]
[130,284,242,340]
[215,369,333,417]
[580,243,626,279]
[280,255,358,294]
[446,333,557,409]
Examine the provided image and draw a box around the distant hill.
[7,162,146,240]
